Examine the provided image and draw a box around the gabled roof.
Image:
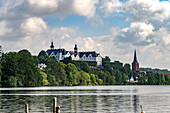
[79,51,100,58]
[46,49,67,55]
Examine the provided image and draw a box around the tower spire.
[50,41,54,49]
[134,49,137,62]
[74,43,78,57]
[132,49,139,72]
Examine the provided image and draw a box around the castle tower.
[50,41,54,49]
[132,50,139,72]
[74,43,78,57]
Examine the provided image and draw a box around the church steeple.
[132,49,139,72]
[50,41,54,49]
[133,50,138,62]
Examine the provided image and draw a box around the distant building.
[38,63,47,70]
[126,76,138,83]
[132,50,139,72]
[46,42,102,66]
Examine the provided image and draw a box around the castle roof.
[79,51,100,58]
[46,48,69,55]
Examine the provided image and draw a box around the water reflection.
[1,86,170,112]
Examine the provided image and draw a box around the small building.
[38,63,47,70]
[46,42,102,66]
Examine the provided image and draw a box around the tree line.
[0,49,170,87]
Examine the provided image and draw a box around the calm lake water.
[0,86,170,113]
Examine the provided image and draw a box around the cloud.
[99,0,122,16]
[0,0,98,19]
[0,21,13,36]
[0,0,170,70]
[99,0,170,22]
[20,17,47,35]
[111,22,154,46]
[122,0,170,22]
[73,0,98,18]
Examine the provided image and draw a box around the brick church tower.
[132,50,139,72]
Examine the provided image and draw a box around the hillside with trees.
[0,49,170,87]
[140,68,170,74]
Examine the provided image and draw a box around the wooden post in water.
[53,97,57,113]
[25,104,29,113]
[56,106,60,113]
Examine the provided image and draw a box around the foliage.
[40,71,49,86]
[1,50,43,87]
[1,48,170,87]
[140,68,170,74]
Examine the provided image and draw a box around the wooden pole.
[56,106,60,113]
[53,97,57,113]
[25,104,29,113]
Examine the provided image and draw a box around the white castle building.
[46,42,102,66]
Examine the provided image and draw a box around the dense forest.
[140,68,170,74]
[0,49,170,87]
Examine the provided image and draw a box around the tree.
[115,70,123,84]
[147,73,157,85]
[65,63,80,85]
[0,62,2,87]
[47,74,58,86]
[138,74,147,85]
[17,50,43,87]
[40,71,49,86]
[57,62,68,85]
[79,71,91,85]
[90,74,98,85]
[1,52,19,87]
[38,50,49,64]
[1,50,43,87]
[102,56,111,66]
[79,62,89,73]
[61,56,72,65]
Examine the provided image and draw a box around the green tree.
[47,74,58,86]
[161,74,166,84]
[90,74,98,85]
[0,62,2,87]
[38,50,49,64]
[65,63,80,85]
[40,71,49,86]
[115,70,123,83]
[45,57,60,85]
[80,62,89,73]
[102,56,111,66]
[57,62,68,85]
[1,52,19,87]
[7,76,17,87]
[79,71,91,85]
[138,74,147,85]
[18,50,43,86]
[147,73,157,85]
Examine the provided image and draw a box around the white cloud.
[0,21,13,36]
[99,0,122,15]
[110,22,154,46]
[0,0,170,70]
[20,17,47,35]
[73,0,98,18]
[0,0,98,19]
[122,0,170,22]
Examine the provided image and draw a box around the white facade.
[46,43,102,66]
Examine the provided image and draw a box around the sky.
[0,0,170,70]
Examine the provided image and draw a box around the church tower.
[132,50,139,72]
[74,43,78,57]
[50,41,54,49]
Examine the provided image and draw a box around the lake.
[0,86,170,113]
